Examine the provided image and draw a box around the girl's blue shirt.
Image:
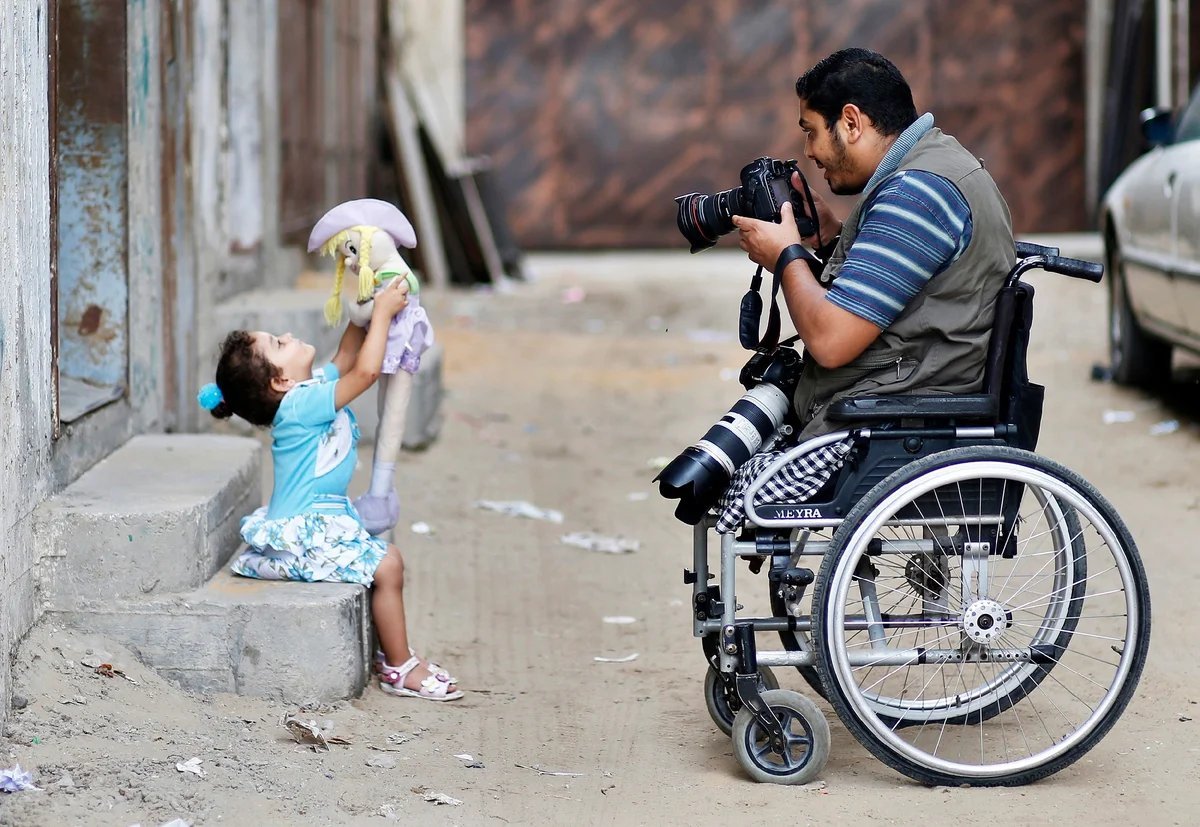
[265,363,359,520]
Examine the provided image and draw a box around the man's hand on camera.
[791,171,842,248]
[733,202,805,272]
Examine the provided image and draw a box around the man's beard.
[825,130,864,196]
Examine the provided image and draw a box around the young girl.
[197,278,461,701]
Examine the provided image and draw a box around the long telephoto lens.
[655,381,791,523]
[675,187,743,253]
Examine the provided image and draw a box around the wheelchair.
[660,242,1151,786]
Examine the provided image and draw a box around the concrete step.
[350,342,445,451]
[34,434,262,605]
[34,432,372,703]
[49,567,370,703]
[212,285,345,359]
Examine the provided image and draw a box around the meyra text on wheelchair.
[656,241,1151,786]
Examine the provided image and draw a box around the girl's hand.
[372,278,409,319]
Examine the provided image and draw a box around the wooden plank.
[382,59,451,290]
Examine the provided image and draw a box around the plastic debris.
[454,753,486,769]
[1150,419,1180,436]
[1102,409,1136,424]
[593,653,639,664]
[366,755,398,769]
[160,820,192,827]
[412,785,463,806]
[474,500,564,523]
[602,616,637,625]
[626,491,649,502]
[561,532,639,554]
[0,764,40,793]
[410,522,433,535]
[175,757,205,779]
[515,763,584,777]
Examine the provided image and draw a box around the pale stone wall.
[0,0,53,720]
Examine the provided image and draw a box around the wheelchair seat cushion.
[716,438,854,534]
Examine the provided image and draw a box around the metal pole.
[1156,0,1174,109]
[1176,0,1190,105]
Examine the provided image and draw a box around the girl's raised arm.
[331,322,367,377]
[334,280,409,410]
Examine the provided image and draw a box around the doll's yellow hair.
[319,225,379,326]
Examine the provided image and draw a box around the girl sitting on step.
[197,278,461,702]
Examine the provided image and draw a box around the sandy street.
[2,242,1197,826]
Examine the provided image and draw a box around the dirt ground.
[2,243,1198,826]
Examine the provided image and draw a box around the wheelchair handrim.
[824,459,1143,779]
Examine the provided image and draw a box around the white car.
[1101,83,1200,386]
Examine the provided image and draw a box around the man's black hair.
[795,48,918,137]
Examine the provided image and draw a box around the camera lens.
[675,186,743,253]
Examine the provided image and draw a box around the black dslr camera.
[675,157,817,253]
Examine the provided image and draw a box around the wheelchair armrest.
[827,394,997,422]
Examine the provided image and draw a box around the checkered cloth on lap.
[715,438,855,534]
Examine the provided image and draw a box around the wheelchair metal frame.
[679,243,1150,786]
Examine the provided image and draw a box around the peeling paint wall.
[0,0,54,720]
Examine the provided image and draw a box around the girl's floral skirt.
[231,494,388,586]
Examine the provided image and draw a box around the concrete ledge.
[49,567,370,703]
[213,285,345,359]
[350,342,445,450]
[35,434,261,604]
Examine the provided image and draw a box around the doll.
[307,198,434,535]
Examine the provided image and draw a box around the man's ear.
[840,103,869,143]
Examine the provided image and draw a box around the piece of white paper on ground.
[594,653,639,663]
[602,616,637,624]
[0,764,40,792]
[1102,409,1136,424]
[561,532,639,554]
[1150,419,1180,436]
[175,757,205,778]
[474,500,564,523]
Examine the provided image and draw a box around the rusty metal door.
[53,0,129,422]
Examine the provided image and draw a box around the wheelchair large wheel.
[811,489,1085,729]
[812,446,1150,786]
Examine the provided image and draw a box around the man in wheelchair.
[655,48,1149,790]
[723,47,1015,530]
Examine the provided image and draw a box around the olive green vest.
[794,128,1015,437]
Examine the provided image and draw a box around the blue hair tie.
[197,383,224,411]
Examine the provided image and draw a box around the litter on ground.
[561,532,639,554]
[474,500,564,523]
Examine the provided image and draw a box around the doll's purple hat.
[306,198,417,252]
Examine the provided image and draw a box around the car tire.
[1107,239,1172,387]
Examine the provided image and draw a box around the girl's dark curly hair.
[209,330,284,426]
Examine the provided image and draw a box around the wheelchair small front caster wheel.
[704,664,779,736]
[732,689,830,784]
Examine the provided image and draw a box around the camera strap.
[740,245,822,351]
[738,265,784,352]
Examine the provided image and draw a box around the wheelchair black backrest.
[982,279,1044,450]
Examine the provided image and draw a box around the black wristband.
[774,243,819,276]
